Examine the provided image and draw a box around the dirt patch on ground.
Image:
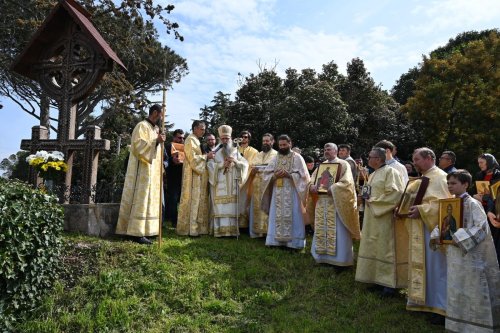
[59,241,101,289]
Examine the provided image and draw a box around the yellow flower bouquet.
[26,150,68,181]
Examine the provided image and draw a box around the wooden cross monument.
[11,0,126,204]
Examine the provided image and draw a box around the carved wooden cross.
[11,0,126,204]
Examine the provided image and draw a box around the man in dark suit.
[164,129,184,227]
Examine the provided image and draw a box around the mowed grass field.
[18,229,442,333]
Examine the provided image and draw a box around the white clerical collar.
[422,165,437,175]
[386,158,396,165]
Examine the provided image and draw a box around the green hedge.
[0,178,64,331]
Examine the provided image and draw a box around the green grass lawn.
[18,228,442,333]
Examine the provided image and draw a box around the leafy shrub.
[0,178,64,330]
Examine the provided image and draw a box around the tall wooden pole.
[158,64,167,248]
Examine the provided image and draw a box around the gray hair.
[324,143,338,151]
[371,147,386,162]
[414,147,436,161]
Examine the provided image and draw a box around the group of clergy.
[116,107,500,332]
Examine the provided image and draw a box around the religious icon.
[360,184,371,199]
[476,181,491,195]
[438,197,463,244]
[171,142,185,163]
[395,176,430,217]
[489,181,500,200]
[313,163,341,194]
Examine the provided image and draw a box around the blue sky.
[1,0,499,161]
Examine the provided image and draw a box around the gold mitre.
[218,125,232,138]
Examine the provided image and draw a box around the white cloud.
[410,0,500,34]
[365,26,397,42]
[173,0,274,32]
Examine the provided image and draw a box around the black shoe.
[305,225,314,236]
[367,284,384,292]
[381,287,396,297]
[135,236,153,245]
[429,314,445,325]
[333,265,350,273]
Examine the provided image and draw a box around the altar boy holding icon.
[430,169,500,332]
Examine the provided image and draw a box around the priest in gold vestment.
[240,133,277,238]
[355,147,406,292]
[261,135,310,249]
[177,120,214,236]
[406,147,451,318]
[208,125,249,237]
[238,130,259,167]
[116,104,165,245]
[237,130,259,228]
[309,143,360,266]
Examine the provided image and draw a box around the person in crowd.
[163,129,184,228]
[438,150,457,174]
[240,133,278,238]
[238,130,259,164]
[309,143,360,267]
[404,161,419,177]
[205,133,217,152]
[374,140,408,185]
[261,135,310,250]
[304,155,316,176]
[430,169,500,332]
[338,144,358,182]
[487,188,500,267]
[303,156,318,234]
[406,147,451,325]
[473,153,500,204]
[474,153,500,266]
[116,104,165,245]
[355,147,406,296]
[203,132,218,229]
[208,125,249,237]
[177,120,214,236]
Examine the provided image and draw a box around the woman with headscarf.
[474,153,500,266]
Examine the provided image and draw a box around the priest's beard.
[262,144,271,152]
[223,139,235,156]
[278,147,291,155]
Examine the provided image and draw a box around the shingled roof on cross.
[11,0,126,79]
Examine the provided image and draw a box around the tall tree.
[229,69,286,141]
[199,91,232,133]
[338,58,400,158]
[276,80,350,150]
[391,67,419,106]
[392,30,498,107]
[0,151,30,180]
[201,59,405,159]
[403,31,500,169]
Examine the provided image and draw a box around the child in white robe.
[431,169,500,333]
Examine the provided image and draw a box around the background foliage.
[199,59,418,162]
[395,29,499,171]
[0,178,64,330]
[198,29,498,173]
